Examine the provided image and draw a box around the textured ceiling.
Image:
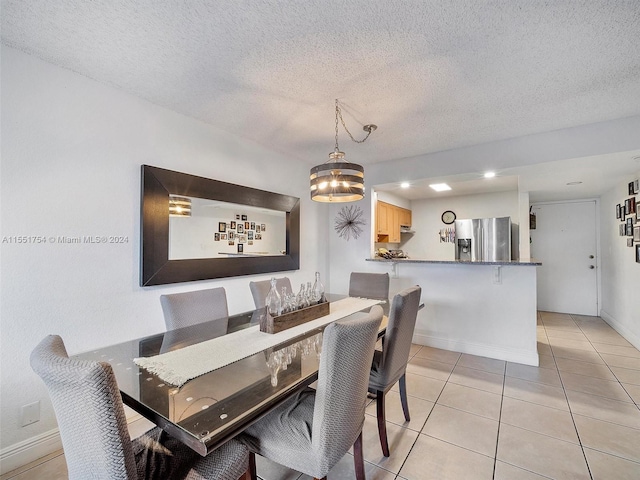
[2,0,640,166]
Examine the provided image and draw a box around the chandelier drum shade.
[310,100,376,203]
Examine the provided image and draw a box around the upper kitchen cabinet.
[398,207,412,228]
[376,201,411,244]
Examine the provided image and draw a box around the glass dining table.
[73,294,388,456]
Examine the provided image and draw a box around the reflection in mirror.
[169,197,286,259]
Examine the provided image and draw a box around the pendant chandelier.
[310,99,376,202]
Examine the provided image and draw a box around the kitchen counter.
[368,258,540,367]
[367,258,541,266]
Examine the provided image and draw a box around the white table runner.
[134,297,380,387]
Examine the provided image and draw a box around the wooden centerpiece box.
[260,300,330,334]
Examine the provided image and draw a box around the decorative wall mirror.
[141,165,300,286]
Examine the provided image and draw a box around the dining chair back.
[249,277,292,309]
[160,287,228,331]
[241,305,383,480]
[30,335,250,480]
[348,272,390,300]
[369,285,422,456]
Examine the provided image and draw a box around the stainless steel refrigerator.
[454,216,512,261]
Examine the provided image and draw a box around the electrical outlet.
[21,401,40,427]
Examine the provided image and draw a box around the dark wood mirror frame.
[141,165,300,286]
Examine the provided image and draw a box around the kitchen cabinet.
[399,208,412,228]
[376,201,391,236]
[376,201,411,244]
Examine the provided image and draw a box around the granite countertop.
[367,257,542,266]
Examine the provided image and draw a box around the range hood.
[400,225,415,234]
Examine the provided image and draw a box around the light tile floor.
[3,312,640,479]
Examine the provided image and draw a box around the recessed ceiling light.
[429,183,451,192]
[484,171,496,178]
[400,182,410,189]
[566,181,583,186]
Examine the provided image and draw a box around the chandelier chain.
[335,99,373,146]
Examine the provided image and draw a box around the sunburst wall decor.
[334,205,366,241]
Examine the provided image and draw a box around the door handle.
[589,265,595,269]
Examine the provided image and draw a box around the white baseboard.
[413,333,539,366]
[0,409,143,475]
[0,428,62,476]
[600,310,640,351]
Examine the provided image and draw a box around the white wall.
[518,191,531,261]
[375,191,411,210]
[400,191,519,260]
[0,46,329,460]
[599,172,640,349]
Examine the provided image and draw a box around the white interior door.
[530,200,598,315]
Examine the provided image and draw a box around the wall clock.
[441,210,456,224]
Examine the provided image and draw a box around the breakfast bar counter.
[367,257,541,366]
[367,258,541,266]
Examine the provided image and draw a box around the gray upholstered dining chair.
[349,272,390,301]
[368,285,422,457]
[249,277,293,309]
[160,287,229,330]
[30,335,250,480]
[240,305,384,480]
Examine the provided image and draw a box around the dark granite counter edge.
[366,258,542,266]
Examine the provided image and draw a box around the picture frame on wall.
[634,225,640,243]
[230,221,236,229]
[214,233,220,241]
[237,224,244,233]
[620,224,625,236]
[636,244,640,263]
[634,179,640,194]
[629,197,637,214]
[237,243,244,253]
[616,204,622,219]
[628,238,634,247]
[218,222,226,232]
[241,214,248,221]
[629,181,636,195]
[626,224,634,236]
